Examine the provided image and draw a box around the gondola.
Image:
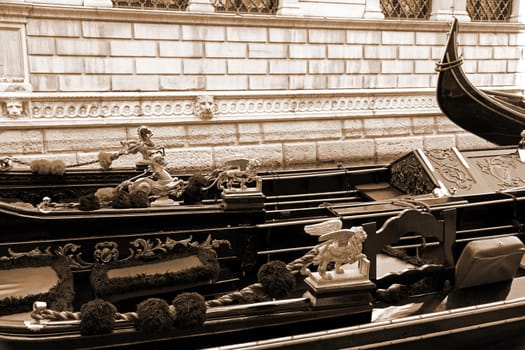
[3,87,525,347]
[3,143,525,348]
[1,202,525,350]
[436,17,525,146]
[2,136,525,281]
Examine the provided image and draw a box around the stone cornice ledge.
[0,3,522,33]
[0,88,448,128]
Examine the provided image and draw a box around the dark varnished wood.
[436,18,525,146]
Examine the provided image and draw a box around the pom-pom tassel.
[130,190,150,208]
[112,190,131,209]
[257,260,296,299]
[180,174,207,204]
[80,299,117,336]
[98,152,119,171]
[78,193,101,211]
[49,159,66,176]
[172,292,207,329]
[30,159,67,175]
[135,298,174,334]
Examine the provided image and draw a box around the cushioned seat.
[0,256,74,316]
[455,236,525,289]
[90,246,220,302]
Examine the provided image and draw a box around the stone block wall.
[0,3,523,171]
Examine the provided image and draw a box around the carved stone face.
[5,99,24,118]
[195,95,216,120]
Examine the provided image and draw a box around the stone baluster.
[277,0,303,16]
[187,0,215,12]
[430,0,471,21]
[510,0,524,22]
[363,0,384,19]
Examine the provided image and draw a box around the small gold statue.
[303,219,369,281]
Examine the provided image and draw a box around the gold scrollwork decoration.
[4,244,93,269]
[1,234,231,269]
[55,243,93,269]
[4,247,51,260]
[128,238,168,259]
[93,241,120,264]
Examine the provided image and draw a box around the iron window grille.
[380,0,431,19]
[466,0,512,21]
[112,0,189,10]
[213,0,278,14]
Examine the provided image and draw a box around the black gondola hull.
[436,18,525,146]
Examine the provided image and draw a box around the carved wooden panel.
[425,149,475,194]
[390,152,435,195]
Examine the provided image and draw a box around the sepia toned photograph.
[0,0,524,349]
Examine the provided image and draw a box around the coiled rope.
[435,56,464,72]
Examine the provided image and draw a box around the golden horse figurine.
[122,155,184,205]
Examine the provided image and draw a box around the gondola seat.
[363,208,457,281]
[455,236,525,289]
[0,255,74,316]
[90,245,220,302]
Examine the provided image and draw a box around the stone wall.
[0,3,524,171]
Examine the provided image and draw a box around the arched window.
[466,0,512,21]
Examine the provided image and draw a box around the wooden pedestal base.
[304,264,375,309]
[221,189,265,210]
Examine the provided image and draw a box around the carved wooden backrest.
[362,208,456,280]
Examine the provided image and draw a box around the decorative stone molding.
[83,0,113,7]
[1,97,27,119]
[193,95,218,120]
[2,89,441,124]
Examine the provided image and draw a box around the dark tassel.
[172,292,206,329]
[130,190,150,208]
[79,193,101,211]
[181,174,207,204]
[257,260,296,299]
[80,299,117,336]
[112,190,131,209]
[136,298,174,334]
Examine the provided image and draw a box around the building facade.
[0,0,524,170]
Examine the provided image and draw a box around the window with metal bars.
[212,0,278,14]
[466,0,512,21]
[380,0,431,19]
[111,0,189,10]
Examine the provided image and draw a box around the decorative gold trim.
[3,235,231,270]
